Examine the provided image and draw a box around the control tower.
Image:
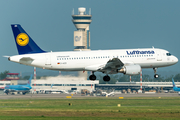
[72,7,92,51]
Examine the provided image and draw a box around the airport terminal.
[0,71,180,95]
[0,7,179,95]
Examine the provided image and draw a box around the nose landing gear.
[153,68,159,78]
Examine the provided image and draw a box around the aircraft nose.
[173,56,178,64]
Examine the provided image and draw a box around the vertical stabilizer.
[11,24,45,55]
[27,74,33,86]
[172,78,177,88]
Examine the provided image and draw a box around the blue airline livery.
[6,24,178,82]
[4,75,32,95]
[172,78,180,92]
[126,50,155,55]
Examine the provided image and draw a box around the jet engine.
[117,65,141,75]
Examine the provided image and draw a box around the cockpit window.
[166,53,171,56]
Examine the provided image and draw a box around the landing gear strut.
[89,71,96,81]
[153,68,159,78]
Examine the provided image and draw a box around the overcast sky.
[0,0,180,76]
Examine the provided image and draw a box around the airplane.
[4,74,32,95]
[102,92,115,97]
[7,24,178,82]
[172,78,180,94]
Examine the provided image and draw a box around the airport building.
[0,76,99,93]
[1,79,179,94]
[0,81,10,90]
[96,81,180,93]
[31,76,99,93]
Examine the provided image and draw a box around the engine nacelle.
[117,65,141,75]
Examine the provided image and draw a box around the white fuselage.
[9,48,178,72]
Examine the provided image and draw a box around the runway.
[0,93,179,99]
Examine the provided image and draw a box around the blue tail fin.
[27,74,33,86]
[172,78,177,88]
[11,24,45,55]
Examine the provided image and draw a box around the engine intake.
[117,65,141,75]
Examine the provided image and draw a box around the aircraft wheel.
[89,75,96,80]
[103,75,110,82]
[154,74,159,78]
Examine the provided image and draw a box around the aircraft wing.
[99,58,124,74]
[7,89,17,92]
[104,58,124,69]
[85,58,137,74]
[85,58,124,73]
[24,87,31,89]
[21,86,31,89]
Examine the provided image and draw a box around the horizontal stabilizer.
[19,57,34,64]
[3,56,10,58]
[20,57,34,61]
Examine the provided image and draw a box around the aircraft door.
[45,55,51,65]
[156,51,162,61]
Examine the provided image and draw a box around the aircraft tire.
[103,75,110,82]
[154,74,159,78]
[89,75,96,80]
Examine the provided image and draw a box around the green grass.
[0,97,180,119]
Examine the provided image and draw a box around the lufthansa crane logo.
[16,33,29,46]
[75,36,81,42]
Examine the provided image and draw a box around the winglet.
[11,24,46,55]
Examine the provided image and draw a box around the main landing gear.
[103,75,110,82]
[89,71,96,80]
[89,72,110,82]
[153,68,159,78]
